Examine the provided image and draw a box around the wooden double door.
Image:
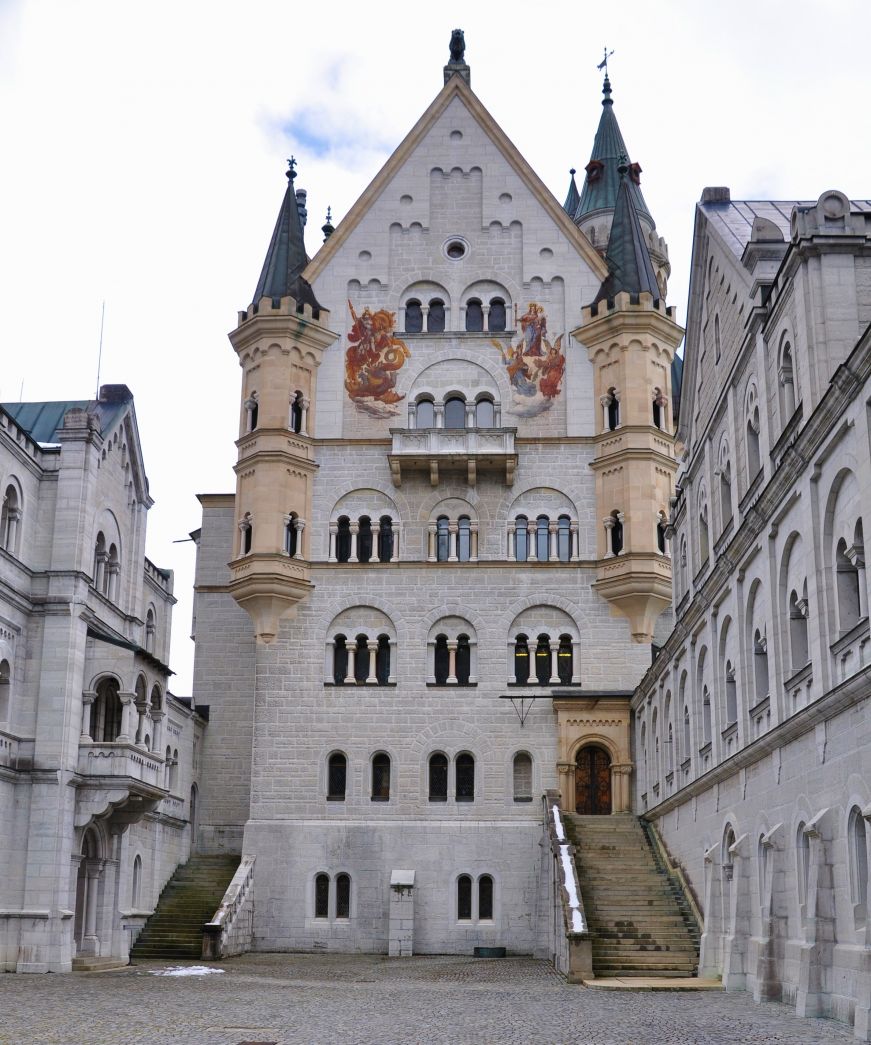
[575,745,612,815]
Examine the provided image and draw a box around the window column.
[526,520,537,562]
[507,523,516,561]
[549,521,559,562]
[299,397,309,437]
[118,692,136,743]
[427,524,437,562]
[465,401,476,428]
[366,640,379,684]
[848,544,868,618]
[434,403,445,428]
[570,521,580,562]
[448,522,459,562]
[549,640,561,684]
[388,640,397,684]
[507,641,516,685]
[151,709,164,755]
[80,691,96,742]
[391,522,400,562]
[481,303,491,332]
[349,522,359,563]
[328,522,337,562]
[344,645,356,685]
[603,516,615,557]
[294,519,305,560]
[447,640,458,684]
[470,523,479,562]
[571,641,581,684]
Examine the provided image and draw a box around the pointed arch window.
[848,806,868,923]
[747,403,761,478]
[405,299,423,333]
[132,854,142,908]
[698,502,709,566]
[429,753,448,802]
[427,298,445,333]
[779,340,797,420]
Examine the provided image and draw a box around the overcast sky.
[1,0,868,693]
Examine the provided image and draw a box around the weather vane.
[597,47,614,74]
[287,156,297,180]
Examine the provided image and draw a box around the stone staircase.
[564,814,700,978]
[130,854,240,961]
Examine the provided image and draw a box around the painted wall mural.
[345,302,411,417]
[491,303,565,417]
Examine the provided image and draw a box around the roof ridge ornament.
[444,28,470,86]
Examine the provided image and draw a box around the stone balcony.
[388,427,517,487]
[75,741,168,829]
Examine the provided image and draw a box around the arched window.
[478,875,494,920]
[652,387,664,429]
[0,658,10,724]
[336,873,351,919]
[836,537,861,633]
[327,753,346,801]
[719,456,732,527]
[657,513,668,554]
[415,397,435,428]
[91,678,122,743]
[489,298,506,332]
[557,634,573,684]
[436,516,450,562]
[285,513,298,557]
[457,874,473,920]
[702,686,712,746]
[290,391,303,433]
[456,753,475,801]
[333,635,348,684]
[354,635,368,684]
[513,753,532,802]
[241,515,252,556]
[371,752,390,801]
[475,397,495,427]
[465,299,483,332]
[145,608,156,654]
[377,516,394,562]
[456,634,471,685]
[747,406,761,477]
[336,517,351,563]
[848,807,868,920]
[514,634,530,684]
[357,516,373,563]
[515,515,528,562]
[405,299,423,333]
[797,823,810,907]
[171,748,179,790]
[376,634,391,685]
[534,634,551,685]
[698,502,709,566]
[434,634,449,684]
[779,340,797,420]
[683,705,691,757]
[557,515,571,562]
[106,543,119,600]
[444,396,466,429]
[789,589,809,669]
[753,629,769,701]
[606,388,619,431]
[165,745,173,788]
[315,873,330,918]
[132,855,142,909]
[427,298,445,333]
[724,662,737,725]
[429,753,448,802]
[610,511,624,556]
[93,531,107,590]
[536,515,550,562]
[245,393,258,432]
[457,516,471,562]
[1,484,21,554]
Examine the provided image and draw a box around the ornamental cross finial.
[597,47,614,74]
[286,156,297,181]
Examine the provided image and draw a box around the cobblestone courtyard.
[0,954,857,1044]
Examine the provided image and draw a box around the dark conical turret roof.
[563,168,580,217]
[252,162,323,312]
[575,76,652,225]
[594,164,661,305]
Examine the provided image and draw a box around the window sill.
[324,682,398,688]
[748,695,770,718]
[830,617,870,656]
[693,560,710,587]
[739,467,765,513]
[370,797,390,803]
[426,682,478,688]
[680,758,691,773]
[456,797,475,803]
[720,721,738,741]
[698,742,712,757]
[326,797,345,803]
[506,681,575,688]
[513,796,534,803]
[429,797,448,803]
[783,662,813,691]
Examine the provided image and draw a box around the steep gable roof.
[593,166,661,304]
[304,74,608,283]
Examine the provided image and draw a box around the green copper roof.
[593,166,660,304]
[2,387,131,445]
[252,163,323,312]
[575,76,652,225]
[563,168,580,217]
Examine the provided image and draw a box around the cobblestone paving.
[0,953,856,1045]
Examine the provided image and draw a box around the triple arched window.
[511,633,576,685]
[332,634,392,685]
[510,514,576,562]
[90,678,122,743]
[331,515,397,563]
[0,482,22,555]
[412,394,499,430]
[428,514,477,562]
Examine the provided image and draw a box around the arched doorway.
[575,745,612,815]
[74,828,102,955]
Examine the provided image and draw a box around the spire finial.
[597,47,614,103]
[286,156,297,182]
[322,206,335,242]
[570,168,576,177]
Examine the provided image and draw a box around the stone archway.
[74,828,104,956]
[575,744,612,815]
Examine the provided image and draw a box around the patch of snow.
[552,804,565,841]
[151,965,225,977]
[559,844,586,934]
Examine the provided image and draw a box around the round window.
[444,238,468,260]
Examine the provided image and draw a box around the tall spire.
[563,168,580,217]
[252,159,323,312]
[575,74,652,225]
[594,163,660,304]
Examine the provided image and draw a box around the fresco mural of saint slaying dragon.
[345,302,411,417]
[491,303,565,417]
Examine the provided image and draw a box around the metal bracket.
[499,694,540,727]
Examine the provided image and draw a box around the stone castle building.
[0,386,203,972]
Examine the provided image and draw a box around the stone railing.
[202,855,254,960]
[542,790,592,982]
[77,741,166,789]
[388,427,517,486]
[0,731,34,771]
